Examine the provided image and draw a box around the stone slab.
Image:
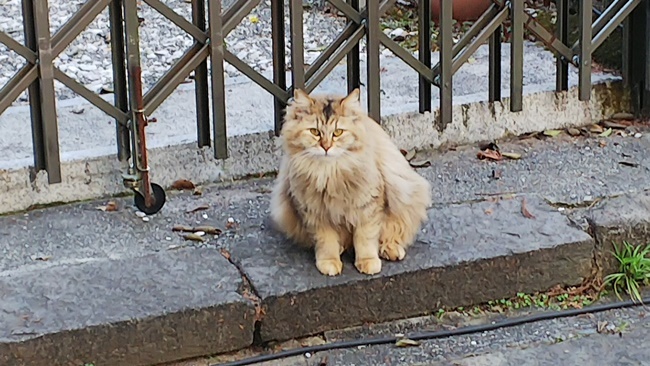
[228,196,595,342]
[0,248,256,366]
[586,192,650,275]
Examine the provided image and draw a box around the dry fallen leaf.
[96,201,118,212]
[172,225,194,232]
[194,225,222,235]
[182,233,205,242]
[610,112,634,120]
[220,248,231,260]
[484,208,493,215]
[409,159,431,168]
[599,140,607,148]
[32,256,51,261]
[501,152,522,160]
[192,187,203,196]
[171,179,195,190]
[619,161,639,168]
[477,149,503,161]
[599,128,613,137]
[588,124,604,134]
[395,338,421,347]
[186,204,209,213]
[400,149,416,162]
[602,120,629,129]
[521,198,536,219]
[567,128,581,136]
[491,169,502,179]
[543,129,562,137]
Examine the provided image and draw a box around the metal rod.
[289,0,305,92]
[438,0,453,129]
[346,0,361,94]
[592,0,627,35]
[22,0,45,172]
[51,0,112,57]
[451,7,508,75]
[271,0,287,136]
[578,0,592,101]
[109,0,131,162]
[510,0,524,112]
[223,0,261,36]
[53,68,129,123]
[224,50,290,100]
[366,0,381,122]
[555,0,568,92]
[622,16,630,87]
[305,27,365,93]
[306,22,357,81]
[145,0,207,42]
[328,0,363,24]
[123,0,151,198]
[33,0,62,184]
[192,0,211,148]
[0,31,36,63]
[379,33,434,82]
[0,65,38,116]
[489,24,502,102]
[418,0,431,113]
[592,0,641,53]
[643,0,650,115]
[143,44,210,116]
[208,0,228,159]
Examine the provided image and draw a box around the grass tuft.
[603,241,650,303]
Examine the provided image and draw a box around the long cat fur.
[269,88,432,276]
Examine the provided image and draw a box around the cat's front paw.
[379,242,406,261]
[316,258,343,276]
[355,257,382,275]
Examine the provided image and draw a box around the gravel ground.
[0,0,349,104]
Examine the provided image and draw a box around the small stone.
[194,231,206,237]
[165,237,172,241]
[227,217,235,223]
[635,133,642,138]
[470,340,477,346]
[304,352,311,358]
[135,211,146,218]
[142,217,150,222]
[202,213,208,219]
[389,28,407,41]
[583,195,593,201]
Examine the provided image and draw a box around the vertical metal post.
[578,0,592,101]
[438,0,453,129]
[192,0,211,147]
[418,0,432,113]
[123,0,146,179]
[488,25,502,102]
[271,0,287,136]
[109,0,131,162]
[366,0,381,122]
[22,0,45,173]
[346,0,361,94]
[289,0,305,92]
[622,16,630,88]
[555,0,569,92]
[641,0,650,117]
[208,0,228,158]
[32,0,62,183]
[510,0,524,112]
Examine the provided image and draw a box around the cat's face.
[283,89,365,158]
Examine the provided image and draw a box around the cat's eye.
[309,128,320,136]
[333,129,344,137]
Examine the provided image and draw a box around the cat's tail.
[269,177,312,246]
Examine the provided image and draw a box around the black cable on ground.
[214,296,649,366]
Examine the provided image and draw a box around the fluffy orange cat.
[269,88,432,276]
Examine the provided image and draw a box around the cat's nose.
[320,141,332,151]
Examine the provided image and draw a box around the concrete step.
[3,130,650,365]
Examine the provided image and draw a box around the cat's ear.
[293,88,313,105]
[341,88,361,109]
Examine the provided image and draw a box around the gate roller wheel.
[134,183,166,215]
